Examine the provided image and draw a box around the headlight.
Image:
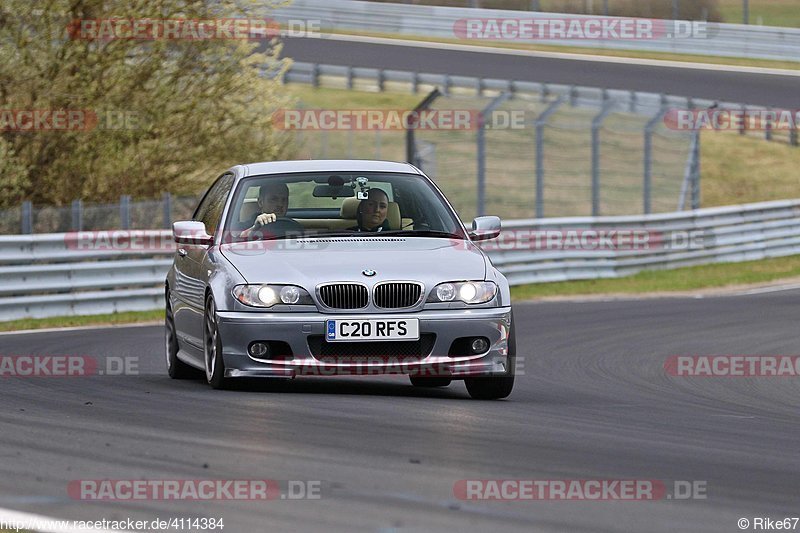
[233,284,313,308]
[427,281,497,304]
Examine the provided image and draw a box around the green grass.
[510,255,800,299]
[717,0,800,27]
[701,130,800,207]
[0,309,164,332]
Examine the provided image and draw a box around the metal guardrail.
[2,200,800,321]
[272,0,800,62]
[285,61,717,111]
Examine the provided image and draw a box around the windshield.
[222,172,466,243]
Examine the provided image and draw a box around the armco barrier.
[271,0,800,62]
[1,200,800,321]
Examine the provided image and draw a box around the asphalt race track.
[280,36,800,108]
[1,292,799,532]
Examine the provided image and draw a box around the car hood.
[220,237,487,287]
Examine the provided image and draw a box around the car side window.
[193,173,234,236]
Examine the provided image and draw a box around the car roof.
[240,160,422,178]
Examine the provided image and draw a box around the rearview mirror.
[312,185,355,198]
[173,221,213,246]
[469,216,501,241]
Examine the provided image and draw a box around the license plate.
[325,318,419,342]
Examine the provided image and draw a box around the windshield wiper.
[379,230,465,239]
[298,232,357,238]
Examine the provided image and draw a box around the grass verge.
[717,0,800,28]
[0,309,164,333]
[510,255,800,300]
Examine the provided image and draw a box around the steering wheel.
[245,217,305,240]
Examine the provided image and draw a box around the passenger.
[351,188,391,232]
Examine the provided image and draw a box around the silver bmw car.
[165,160,515,399]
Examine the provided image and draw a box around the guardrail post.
[120,195,131,230]
[765,108,773,141]
[643,107,668,215]
[591,99,616,216]
[71,199,83,231]
[21,201,32,234]
[162,192,172,229]
[541,83,549,104]
[377,69,385,92]
[791,121,798,147]
[535,96,565,218]
[346,66,354,90]
[476,77,484,97]
[311,63,320,88]
[740,105,747,135]
[569,86,577,107]
[477,92,512,217]
[412,72,419,94]
[629,91,637,114]
[442,74,451,96]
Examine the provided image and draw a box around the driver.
[239,182,302,239]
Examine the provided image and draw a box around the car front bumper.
[215,307,513,379]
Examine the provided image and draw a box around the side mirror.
[469,216,501,241]
[173,221,213,246]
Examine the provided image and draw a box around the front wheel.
[166,293,195,379]
[204,295,228,389]
[464,312,516,400]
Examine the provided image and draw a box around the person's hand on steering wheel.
[253,212,279,227]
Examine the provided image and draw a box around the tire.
[204,294,228,389]
[409,376,452,388]
[166,292,195,379]
[464,311,516,400]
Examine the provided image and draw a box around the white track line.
[0,321,161,337]
[0,507,122,533]
[319,33,800,76]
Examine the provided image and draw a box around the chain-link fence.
[292,82,696,222]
